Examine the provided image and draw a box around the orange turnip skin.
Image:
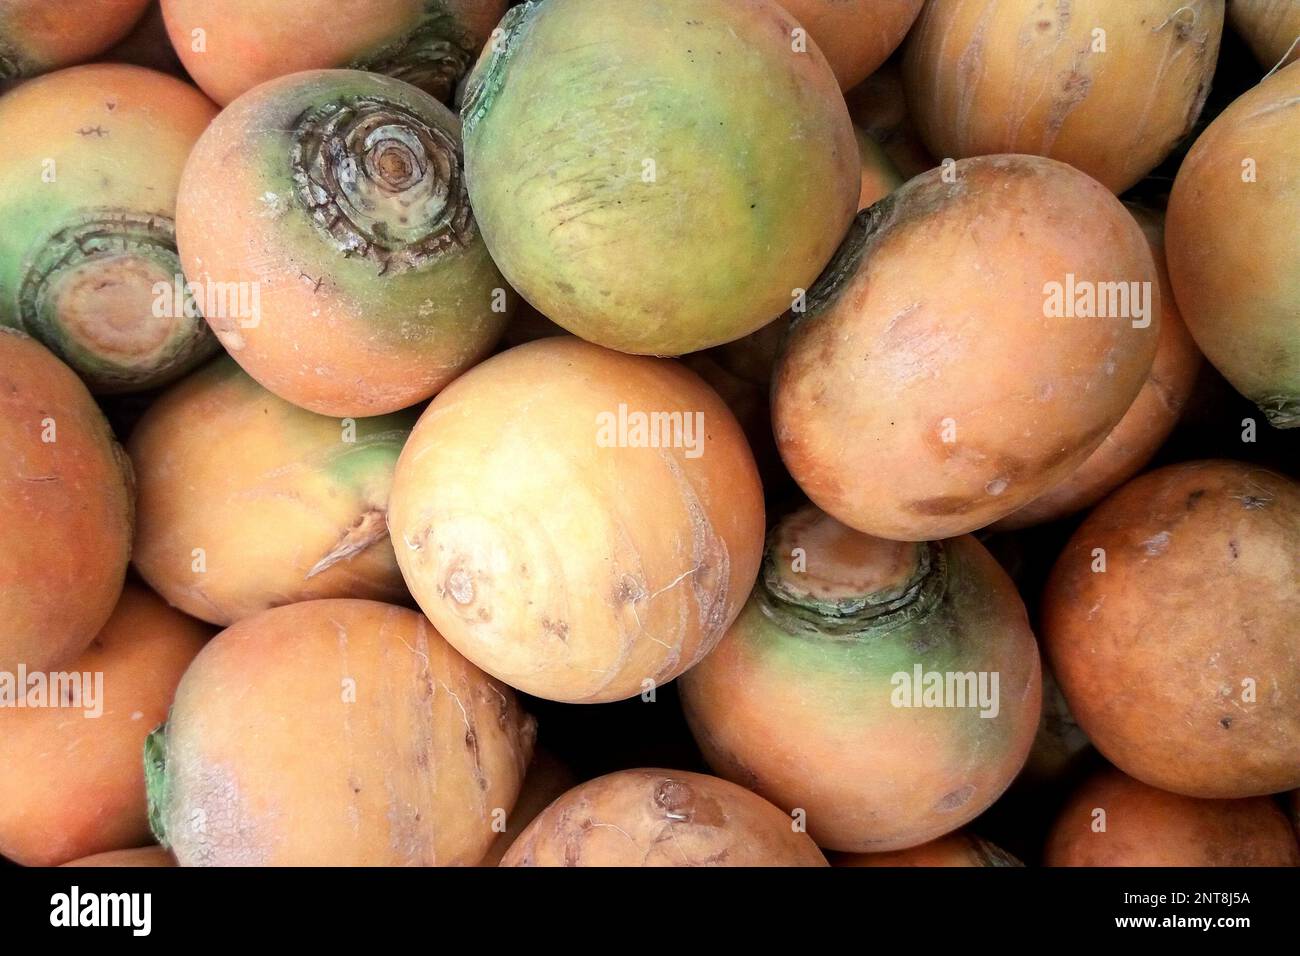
[903,0,1224,193]
[1228,0,1300,69]
[478,748,577,867]
[835,833,1022,867]
[176,69,511,417]
[161,0,508,105]
[129,358,414,627]
[0,331,133,674]
[680,505,1041,852]
[777,0,924,90]
[147,599,535,866]
[1166,61,1300,428]
[845,61,938,180]
[1043,461,1300,798]
[500,769,828,867]
[0,65,219,393]
[772,155,1160,541]
[62,846,175,867]
[0,585,209,867]
[388,337,766,704]
[0,0,151,77]
[994,207,1202,530]
[1045,767,1300,866]
[461,0,859,355]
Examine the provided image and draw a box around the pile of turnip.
[0,0,1296,869]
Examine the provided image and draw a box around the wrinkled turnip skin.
[773,155,1159,541]
[0,585,209,866]
[1166,62,1300,428]
[176,69,511,417]
[161,0,508,105]
[903,0,1223,193]
[777,0,924,90]
[130,358,414,627]
[835,832,1022,867]
[388,337,766,704]
[0,330,133,673]
[500,769,828,867]
[995,207,1202,530]
[1228,0,1300,69]
[461,0,859,355]
[0,65,219,393]
[62,846,176,867]
[1043,461,1300,798]
[1045,767,1300,866]
[0,0,151,77]
[150,599,535,866]
[680,509,1041,852]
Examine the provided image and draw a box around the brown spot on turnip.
[1186,489,1206,509]
[616,575,644,604]
[1219,716,1233,730]
[1228,540,1239,560]
[909,495,980,516]
[542,618,569,642]
[935,785,976,812]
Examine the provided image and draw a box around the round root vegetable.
[478,748,577,867]
[0,330,133,673]
[844,61,937,180]
[147,599,535,866]
[0,0,151,78]
[1043,460,1300,798]
[176,69,511,416]
[499,769,827,867]
[835,833,1022,867]
[461,0,859,355]
[776,0,924,90]
[772,155,1160,541]
[1166,61,1300,428]
[680,505,1041,852]
[0,585,210,866]
[994,206,1203,530]
[161,0,508,106]
[62,846,175,867]
[388,337,766,704]
[0,65,219,392]
[129,357,415,627]
[1228,0,1300,69]
[902,0,1224,193]
[1045,767,1300,866]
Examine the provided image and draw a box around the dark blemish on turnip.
[1220,716,1233,730]
[935,785,975,812]
[1229,540,1239,559]
[1186,489,1206,509]
[909,494,981,516]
